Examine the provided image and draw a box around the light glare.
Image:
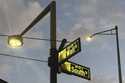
[8,35,23,48]
[86,36,93,42]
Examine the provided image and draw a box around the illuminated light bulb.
[8,35,23,48]
[85,36,93,42]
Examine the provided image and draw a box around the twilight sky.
[0,0,125,83]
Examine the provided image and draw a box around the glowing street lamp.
[10,1,57,83]
[8,35,23,48]
[85,36,93,42]
[88,26,122,83]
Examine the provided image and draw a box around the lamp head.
[85,36,93,42]
[8,35,23,48]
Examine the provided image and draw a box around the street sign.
[58,38,81,64]
[61,61,91,80]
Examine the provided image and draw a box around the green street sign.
[58,38,81,64]
[61,61,91,80]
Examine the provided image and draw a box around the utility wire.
[23,36,62,42]
[0,34,70,43]
[0,53,48,63]
[0,34,9,37]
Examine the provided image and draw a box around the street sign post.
[61,61,91,80]
[58,38,81,64]
[58,37,91,80]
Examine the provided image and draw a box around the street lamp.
[7,1,57,83]
[85,35,93,42]
[8,35,23,48]
[87,26,122,83]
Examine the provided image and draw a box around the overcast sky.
[0,0,125,83]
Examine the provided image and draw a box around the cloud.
[0,0,42,35]
[0,0,48,51]
[7,60,49,83]
[0,0,125,83]
[61,0,125,40]
[71,0,125,56]
[57,1,125,83]
[0,64,10,76]
[88,76,117,83]
[89,76,125,83]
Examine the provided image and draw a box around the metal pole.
[19,1,57,83]
[90,26,122,83]
[115,26,122,83]
[20,2,51,36]
[50,1,57,83]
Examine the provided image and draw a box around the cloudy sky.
[0,0,125,83]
